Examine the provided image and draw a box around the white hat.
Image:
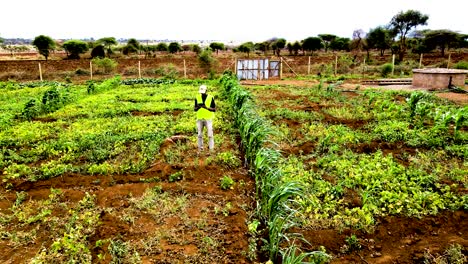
[199,85,207,93]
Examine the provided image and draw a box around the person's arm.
[207,97,216,112]
[194,98,201,111]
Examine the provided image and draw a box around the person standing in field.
[194,85,216,154]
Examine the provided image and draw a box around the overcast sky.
[1,0,466,42]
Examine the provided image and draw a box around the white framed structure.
[236,58,281,80]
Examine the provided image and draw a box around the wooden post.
[183,59,187,78]
[90,61,93,80]
[279,57,283,79]
[447,53,451,69]
[234,58,237,75]
[138,61,141,78]
[362,57,366,77]
[334,54,338,76]
[419,53,423,69]
[38,63,43,81]
[307,56,311,75]
[391,54,395,76]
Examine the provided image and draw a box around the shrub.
[92,57,118,74]
[381,63,393,77]
[220,175,235,190]
[454,61,468,70]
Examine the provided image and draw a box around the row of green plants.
[220,72,331,263]
[1,78,204,185]
[248,81,467,234]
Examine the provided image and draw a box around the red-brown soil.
[0,140,256,263]
[253,86,467,263]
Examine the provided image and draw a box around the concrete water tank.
[412,68,468,90]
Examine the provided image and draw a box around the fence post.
[334,54,338,76]
[362,57,366,78]
[90,61,93,80]
[308,56,311,75]
[391,54,395,76]
[138,61,141,78]
[279,57,283,79]
[183,59,187,78]
[38,63,43,81]
[447,53,451,69]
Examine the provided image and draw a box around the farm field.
[0,78,255,263]
[239,77,467,263]
[0,74,467,263]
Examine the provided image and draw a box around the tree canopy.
[97,37,118,57]
[168,42,182,54]
[209,42,224,54]
[389,9,429,61]
[423,30,462,56]
[32,35,56,61]
[302,37,323,54]
[62,40,88,59]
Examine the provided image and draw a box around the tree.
[32,35,56,61]
[255,42,270,55]
[329,37,350,51]
[389,10,429,61]
[91,45,105,58]
[292,41,302,55]
[168,42,182,54]
[97,37,118,58]
[122,38,140,55]
[367,26,392,56]
[237,42,254,57]
[302,37,322,55]
[272,38,286,56]
[318,34,337,52]
[209,42,224,54]
[423,30,461,57]
[192,44,202,54]
[62,40,88,59]
[156,43,168,52]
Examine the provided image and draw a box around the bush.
[92,57,118,74]
[381,63,393,77]
[454,61,468,70]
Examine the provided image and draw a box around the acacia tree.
[272,38,286,56]
[62,40,88,59]
[123,38,140,55]
[97,37,118,58]
[32,35,56,61]
[209,42,224,54]
[302,37,322,55]
[237,42,254,57]
[367,26,392,56]
[329,37,350,51]
[389,10,429,61]
[423,30,461,57]
[318,34,337,52]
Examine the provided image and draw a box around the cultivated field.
[0,73,467,263]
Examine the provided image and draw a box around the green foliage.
[62,40,89,59]
[381,63,393,77]
[168,171,183,182]
[453,61,468,70]
[198,48,215,72]
[220,175,235,190]
[168,42,182,53]
[92,57,118,74]
[32,35,56,60]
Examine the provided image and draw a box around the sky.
[1,0,466,43]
